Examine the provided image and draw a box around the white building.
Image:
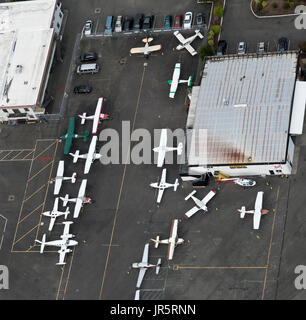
[0,0,63,123]
[183,51,306,178]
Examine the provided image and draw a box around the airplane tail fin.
[64,207,70,219]
[185,190,196,201]
[56,262,66,266]
[151,236,160,248]
[195,30,204,39]
[60,194,69,207]
[177,142,183,155]
[36,234,46,253]
[187,76,193,87]
[83,130,90,142]
[173,179,179,191]
[71,172,77,183]
[239,206,246,219]
[142,37,153,43]
[79,113,87,125]
[156,258,162,274]
[70,150,80,163]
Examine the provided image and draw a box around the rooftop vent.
[16,65,22,73]
[233,104,247,108]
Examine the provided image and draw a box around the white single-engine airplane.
[184,189,216,219]
[60,179,92,218]
[217,177,256,187]
[132,243,161,288]
[238,191,269,230]
[35,221,78,265]
[130,37,162,58]
[150,168,179,203]
[51,160,77,195]
[168,63,192,98]
[69,135,101,174]
[153,129,183,167]
[78,97,110,134]
[151,219,184,260]
[42,197,70,232]
[173,29,204,56]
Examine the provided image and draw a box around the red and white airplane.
[151,219,184,260]
[217,177,256,187]
[51,160,76,195]
[184,190,216,219]
[238,191,269,230]
[173,29,204,56]
[78,97,110,134]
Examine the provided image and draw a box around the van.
[76,63,100,74]
[104,16,114,34]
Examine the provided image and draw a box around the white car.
[183,12,193,29]
[115,16,123,32]
[237,41,247,55]
[84,20,93,35]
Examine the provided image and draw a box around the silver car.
[84,20,92,35]
[237,41,247,55]
[115,16,123,32]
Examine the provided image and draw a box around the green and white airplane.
[60,117,90,154]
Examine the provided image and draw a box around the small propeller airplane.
[35,221,78,265]
[168,63,192,98]
[217,177,256,187]
[42,197,70,232]
[51,160,77,195]
[130,37,162,58]
[150,168,179,203]
[151,219,184,260]
[132,243,161,288]
[238,191,269,230]
[184,189,216,219]
[173,29,204,56]
[60,179,92,218]
[153,129,183,167]
[78,97,110,134]
[60,117,90,154]
[69,135,101,174]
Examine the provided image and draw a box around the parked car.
[164,15,172,30]
[123,16,134,31]
[173,14,183,29]
[115,16,123,32]
[216,40,227,56]
[134,13,144,30]
[74,85,92,94]
[257,42,265,54]
[278,37,288,52]
[237,41,247,55]
[195,12,205,27]
[104,15,114,35]
[143,14,153,30]
[84,20,92,35]
[183,12,193,29]
[80,52,97,62]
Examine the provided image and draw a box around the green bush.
[214,5,224,18]
[262,0,268,8]
[197,45,215,61]
[210,25,221,35]
[207,39,215,47]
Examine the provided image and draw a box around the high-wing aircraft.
[78,97,110,134]
[238,191,269,230]
[60,179,92,218]
[35,221,78,265]
[173,29,204,56]
[151,219,184,260]
[132,243,161,288]
[150,168,179,203]
[217,178,256,187]
[184,189,216,219]
[130,37,162,58]
[168,63,192,98]
[69,135,101,174]
[153,129,183,167]
[42,197,70,232]
[51,160,77,195]
[60,117,90,154]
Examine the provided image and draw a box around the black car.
[74,85,92,94]
[143,14,153,30]
[196,12,205,27]
[216,40,227,56]
[80,52,97,62]
[123,16,134,31]
[134,13,144,30]
[278,37,288,52]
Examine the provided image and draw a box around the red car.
[173,14,182,29]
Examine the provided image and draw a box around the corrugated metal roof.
[188,52,298,165]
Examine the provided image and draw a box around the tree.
[210,25,221,35]
[214,5,224,19]
[197,45,215,61]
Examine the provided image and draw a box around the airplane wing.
[53,197,59,212]
[64,135,73,155]
[156,129,167,167]
[130,47,145,54]
[84,136,98,174]
[57,248,66,265]
[201,190,216,205]
[49,217,56,232]
[157,189,165,203]
[167,242,175,260]
[173,31,187,44]
[147,44,162,53]
[54,161,64,195]
[78,179,87,198]
[142,243,149,264]
[73,198,83,218]
[160,168,167,184]
[169,81,178,98]
[170,219,178,239]
[157,150,166,167]
[136,268,146,288]
[92,98,103,134]
[253,192,263,230]
[184,43,197,56]
[184,206,200,219]
[62,222,72,238]
[169,64,180,98]
[63,118,75,154]
[160,129,167,148]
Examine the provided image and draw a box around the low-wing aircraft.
[42,197,70,232]
[130,37,162,58]
[51,160,77,195]
[151,219,184,260]
[173,29,204,56]
[69,135,101,174]
[153,129,183,167]
[60,117,90,154]
[168,63,192,98]
[78,97,110,134]
[238,191,269,230]
[184,189,216,219]
[35,221,78,265]
[132,243,161,288]
[150,168,179,203]
[217,177,256,187]
[60,179,92,218]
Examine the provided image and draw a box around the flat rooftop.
[188,52,298,165]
